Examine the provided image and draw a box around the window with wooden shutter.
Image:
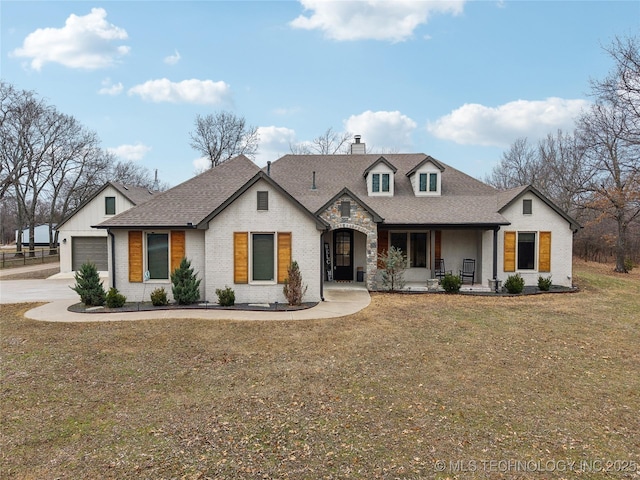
[171,230,185,273]
[234,232,248,283]
[504,231,516,272]
[539,231,551,272]
[277,232,292,283]
[129,231,143,282]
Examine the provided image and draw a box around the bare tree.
[484,137,541,190]
[289,127,352,155]
[591,35,640,146]
[189,111,259,168]
[578,101,640,273]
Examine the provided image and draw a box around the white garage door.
[72,237,108,271]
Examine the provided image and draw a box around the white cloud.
[106,143,151,161]
[427,97,589,147]
[128,78,231,105]
[164,50,181,65]
[345,110,417,151]
[98,78,123,96]
[10,8,129,70]
[290,0,465,42]
[255,126,297,166]
[192,156,210,173]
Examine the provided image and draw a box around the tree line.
[485,36,639,273]
[0,81,164,254]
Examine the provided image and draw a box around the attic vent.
[312,171,317,190]
[257,191,269,211]
[122,185,129,190]
[340,201,350,218]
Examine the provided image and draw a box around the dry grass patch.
[1,261,639,479]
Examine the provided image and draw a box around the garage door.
[72,237,108,271]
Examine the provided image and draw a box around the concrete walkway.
[0,268,371,322]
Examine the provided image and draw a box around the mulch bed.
[68,301,318,314]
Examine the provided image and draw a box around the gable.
[58,185,136,232]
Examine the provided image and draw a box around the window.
[252,233,274,281]
[105,196,116,215]
[517,232,536,270]
[523,199,532,215]
[381,173,390,192]
[419,173,427,192]
[147,233,169,279]
[340,201,350,218]
[372,174,380,192]
[257,191,269,211]
[410,232,427,268]
[390,232,407,256]
[429,173,438,192]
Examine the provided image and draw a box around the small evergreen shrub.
[505,273,525,294]
[216,286,235,307]
[150,287,169,306]
[171,258,201,305]
[537,275,553,291]
[283,261,308,306]
[105,287,126,308]
[624,258,634,272]
[441,273,462,293]
[71,262,106,306]
[377,246,407,292]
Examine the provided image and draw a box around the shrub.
[378,246,407,292]
[105,287,126,308]
[71,262,106,306]
[440,273,462,293]
[171,258,201,305]
[216,286,235,307]
[537,275,553,291]
[283,261,308,306]
[150,287,169,306]
[624,258,634,272]
[505,273,525,294]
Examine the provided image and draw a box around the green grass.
[1,261,639,479]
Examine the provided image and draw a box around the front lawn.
[1,260,638,479]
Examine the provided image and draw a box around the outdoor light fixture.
[62,238,67,244]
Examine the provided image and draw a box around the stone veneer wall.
[319,194,379,289]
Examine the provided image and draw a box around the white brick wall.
[205,179,323,304]
[498,193,575,287]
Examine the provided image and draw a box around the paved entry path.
[2,278,370,322]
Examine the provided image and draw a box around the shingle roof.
[97,155,261,228]
[268,154,509,226]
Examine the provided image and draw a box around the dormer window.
[407,156,444,197]
[372,173,390,193]
[364,156,396,197]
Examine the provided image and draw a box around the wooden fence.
[1,248,60,269]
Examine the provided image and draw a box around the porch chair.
[434,258,449,280]
[459,258,476,285]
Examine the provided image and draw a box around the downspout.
[493,227,499,292]
[108,229,116,289]
[320,232,325,301]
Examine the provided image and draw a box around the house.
[15,224,56,247]
[96,138,579,304]
[57,182,156,273]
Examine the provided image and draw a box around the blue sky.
[2,1,638,187]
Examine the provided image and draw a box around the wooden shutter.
[234,232,248,283]
[277,232,292,283]
[434,230,442,261]
[504,231,516,272]
[539,231,551,272]
[129,231,143,282]
[377,229,389,268]
[171,230,185,273]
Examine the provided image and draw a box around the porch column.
[493,227,499,288]
[365,229,378,290]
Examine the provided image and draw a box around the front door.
[333,229,353,281]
